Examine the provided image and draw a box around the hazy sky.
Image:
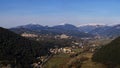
[0,0,120,28]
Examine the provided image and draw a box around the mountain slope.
[92,37,120,66]
[78,25,105,33]
[52,24,78,30]
[0,27,49,68]
[16,24,46,30]
[89,24,120,37]
[89,26,111,35]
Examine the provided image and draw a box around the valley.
[0,24,120,68]
[1,0,120,68]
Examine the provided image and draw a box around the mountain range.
[10,24,120,38]
[88,25,120,38]
[10,24,93,38]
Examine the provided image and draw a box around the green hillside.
[92,37,120,67]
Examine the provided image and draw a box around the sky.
[0,0,120,28]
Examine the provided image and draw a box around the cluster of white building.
[21,32,38,38]
[50,47,75,54]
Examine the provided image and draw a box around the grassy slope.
[82,53,120,68]
[43,53,71,68]
[81,53,106,68]
[43,49,108,68]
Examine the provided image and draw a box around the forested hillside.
[92,37,120,68]
[0,27,49,68]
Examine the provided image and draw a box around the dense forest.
[92,37,120,68]
[0,27,49,68]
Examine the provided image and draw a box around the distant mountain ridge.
[10,24,120,38]
[78,24,120,38]
[16,24,46,30]
[53,24,78,30]
[78,25,106,33]
[10,24,93,38]
[89,24,120,38]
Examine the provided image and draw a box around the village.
[31,42,99,68]
[20,33,104,68]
